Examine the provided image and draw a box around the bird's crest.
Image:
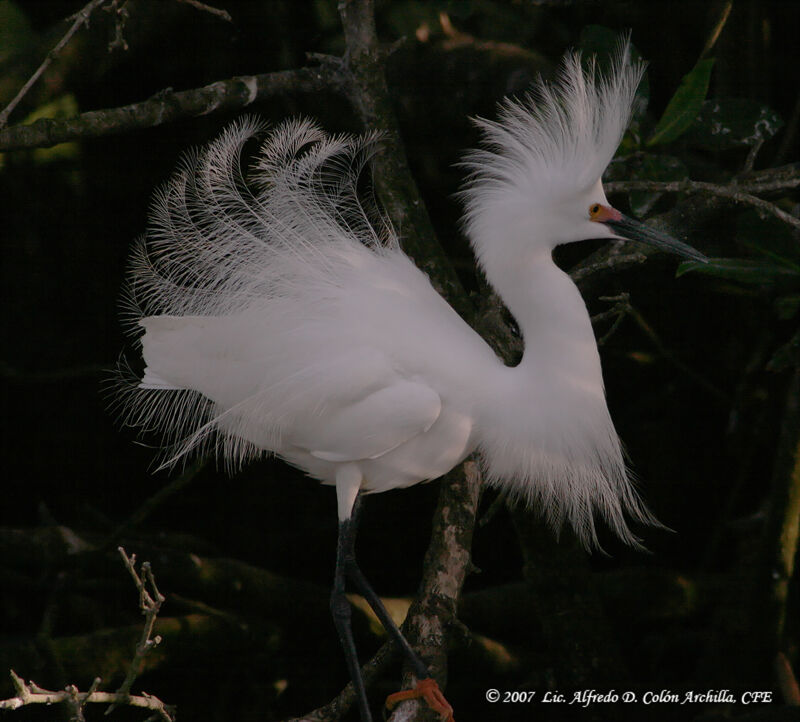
[461,38,645,247]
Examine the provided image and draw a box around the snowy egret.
[115,40,706,721]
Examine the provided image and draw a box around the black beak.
[606,214,708,264]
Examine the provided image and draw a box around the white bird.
[115,40,705,721]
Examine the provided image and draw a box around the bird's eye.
[589,203,601,218]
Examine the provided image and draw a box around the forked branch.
[0,548,174,720]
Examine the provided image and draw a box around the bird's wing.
[288,381,442,463]
[137,312,443,464]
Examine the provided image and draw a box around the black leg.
[331,496,373,721]
[346,559,430,681]
[331,494,438,722]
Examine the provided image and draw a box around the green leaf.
[677,257,800,285]
[647,57,715,146]
[684,98,784,150]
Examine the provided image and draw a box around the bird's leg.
[331,495,373,722]
[344,562,428,679]
[339,497,454,722]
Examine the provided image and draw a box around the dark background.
[1,1,799,721]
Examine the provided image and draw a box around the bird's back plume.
[124,117,395,322]
[110,117,399,469]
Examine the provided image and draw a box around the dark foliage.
[0,1,798,721]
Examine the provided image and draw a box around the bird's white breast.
[280,402,475,494]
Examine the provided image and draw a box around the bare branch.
[592,293,631,346]
[175,0,233,22]
[737,162,800,192]
[570,241,648,286]
[0,549,177,721]
[0,0,110,129]
[387,461,482,721]
[742,137,765,174]
[111,548,166,709]
[604,178,800,231]
[747,366,800,679]
[337,0,471,318]
[105,0,130,52]
[0,67,343,152]
[0,671,173,719]
[618,298,730,403]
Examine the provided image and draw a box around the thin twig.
[604,178,800,231]
[109,548,166,711]
[175,0,232,22]
[736,162,800,192]
[742,137,765,174]
[105,0,130,52]
[593,293,632,346]
[570,242,648,285]
[0,0,109,128]
[0,671,174,718]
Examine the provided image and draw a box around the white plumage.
[115,41,682,548]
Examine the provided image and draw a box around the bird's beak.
[594,205,708,263]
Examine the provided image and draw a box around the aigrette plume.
[112,117,399,470]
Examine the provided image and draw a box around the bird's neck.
[492,252,605,392]
[475,252,635,547]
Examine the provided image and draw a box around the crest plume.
[461,38,646,257]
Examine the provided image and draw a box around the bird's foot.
[385,677,454,722]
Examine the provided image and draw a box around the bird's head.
[461,38,707,272]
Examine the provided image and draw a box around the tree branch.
[0,0,110,129]
[175,0,233,22]
[337,0,471,318]
[111,548,166,708]
[0,67,343,152]
[328,7,485,722]
[0,548,174,720]
[388,461,482,721]
[605,177,800,231]
[0,670,172,719]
